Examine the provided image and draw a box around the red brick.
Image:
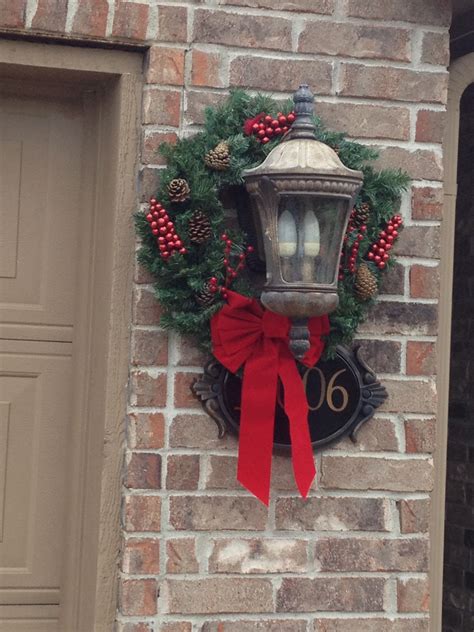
[358,302,438,337]
[120,578,157,616]
[169,495,268,530]
[398,577,430,612]
[275,496,390,531]
[139,167,162,203]
[134,262,156,284]
[314,537,428,571]
[374,147,442,181]
[130,370,167,407]
[128,412,165,450]
[210,538,308,574]
[166,454,200,490]
[174,372,201,408]
[299,22,410,61]
[410,265,440,299]
[421,31,450,66]
[166,538,199,574]
[142,131,178,166]
[161,624,192,632]
[162,578,273,614]
[317,102,410,141]
[314,619,429,632]
[0,0,26,28]
[169,414,237,450]
[340,64,448,104]
[356,339,401,373]
[277,577,385,612]
[125,453,161,490]
[416,109,446,143]
[123,494,161,532]
[193,9,292,51]
[31,0,66,31]
[320,455,434,492]
[143,88,181,126]
[185,90,228,126]
[395,226,441,258]
[331,417,400,452]
[147,46,185,86]
[174,335,209,366]
[112,2,149,41]
[398,498,430,533]
[133,287,163,325]
[231,56,332,94]
[116,623,154,632]
[158,5,188,43]
[380,379,437,414]
[122,538,160,574]
[131,329,168,366]
[191,49,225,88]
[406,341,436,376]
[72,0,108,37]
[202,623,307,632]
[411,186,443,220]
[347,0,451,26]
[219,0,334,13]
[405,418,436,454]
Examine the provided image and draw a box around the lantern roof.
[243,84,363,185]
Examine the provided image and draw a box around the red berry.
[282,126,289,133]
[372,244,379,252]
[152,228,159,236]
[262,137,270,144]
[387,235,394,243]
[287,112,296,123]
[375,255,381,263]
[368,252,375,260]
[221,234,228,240]
[387,225,394,233]
[257,129,266,139]
[247,245,254,253]
[383,253,389,261]
[223,259,229,266]
[252,123,260,133]
[380,231,387,239]
[167,221,174,230]
[209,286,217,294]
[153,212,160,220]
[174,240,182,248]
[239,253,245,260]
[259,122,265,130]
[378,248,385,256]
[265,127,274,136]
[150,198,157,205]
[378,261,386,269]
[158,236,165,244]
[275,127,282,135]
[179,248,187,254]
[226,239,232,247]
[165,232,173,241]
[360,224,367,232]
[151,221,158,229]
[157,218,165,226]
[350,256,356,264]
[358,234,364,241]
[146,213,153,222]
[392,230,398,238]
[338,273,344,280]
[159,244,167,252]
[264,115,272,123]
[159,227,167,235]
[379,239,386,247]
[385,243,392,251]
[210,277,217,284]
[271,119,279,128]
[278,115,287,125]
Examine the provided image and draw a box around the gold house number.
[302,368,349,413]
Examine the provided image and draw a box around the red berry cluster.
[146,198,187,260]
[208,234,254,300]
[338,211,368,279]
[367,215,403,270]
[246,112,296,145]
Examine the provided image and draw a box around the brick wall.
[443,82,474,632]
[0,1,452,630]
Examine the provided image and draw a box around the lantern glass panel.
[277,195,347,285]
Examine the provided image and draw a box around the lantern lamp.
[242,84,363,359]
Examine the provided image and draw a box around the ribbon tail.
[279,351,316,499]
[237,343,279,506]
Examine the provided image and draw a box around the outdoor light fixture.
[243,85,364,359]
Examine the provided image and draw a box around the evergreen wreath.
[135,90,409,358]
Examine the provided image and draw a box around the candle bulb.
[278,210,297,281]
[303,209,320,282]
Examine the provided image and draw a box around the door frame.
[0,39,142,631]
[431,52,474,631]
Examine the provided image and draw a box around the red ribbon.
[211,290,330,505]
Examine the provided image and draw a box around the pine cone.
[354,263,378,302]
[168,178,190,203]
[196,284,215,307]
[204,141,230,171]
[354,202,370,228]
[188,211,212,244]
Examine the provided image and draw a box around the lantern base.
[261,290,339,318]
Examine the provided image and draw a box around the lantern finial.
[285,84,316,141]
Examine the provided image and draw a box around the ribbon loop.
[211,290,329,505]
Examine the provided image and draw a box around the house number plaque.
[192,345,387,450]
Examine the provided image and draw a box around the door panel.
[0,87,87,631]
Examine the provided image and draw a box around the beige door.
[0,85,89,631]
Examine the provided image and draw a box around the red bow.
[211,290,329,505]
